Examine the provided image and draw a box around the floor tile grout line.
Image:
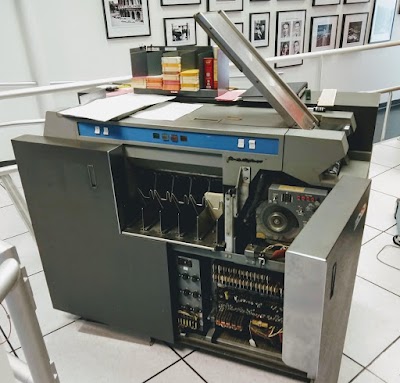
[368,370,388,383]
[363,335,400,374]
[27,270,44,278]
[356,275,400,299]
[163,342,207,382]
[1,230,30,242]
[42,319,77,340]
[362,232,384,247]
[370,186,400,200]
[141,359,182,383]
[342,353,365,369]
[181,358,208,383]
[0,202,14,209]
[349,367,366,383]
[183,349,197,359]
[367,223,395,233]
[13,319,78,353]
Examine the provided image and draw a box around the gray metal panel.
[282,129,349,186]
[194,11,319,130]
[44,111,78,140]
[12,135,175,343]
[282,176,370,381]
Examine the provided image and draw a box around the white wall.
[1,0,400,160]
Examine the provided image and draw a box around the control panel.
[77,122,279,155]
[256,184,328,242]
[176,255,210,334]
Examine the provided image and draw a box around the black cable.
[0,324,18,358]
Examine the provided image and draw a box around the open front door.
[282,175,370,382]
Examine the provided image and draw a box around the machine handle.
[87,165,97,189]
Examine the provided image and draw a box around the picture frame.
[309,15,339,52]
[369,0,397,43]
[275,10,306,68]
[249,13,270,48]
[102,0,151,39]
[344,0,369,4]
[340,13,368,47]
[164,17,197,46]
[161,0,201,5]
[234,22,244,34]
[208,0,243,12]
[312,0,340,6]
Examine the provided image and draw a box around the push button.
[237,138,245,149]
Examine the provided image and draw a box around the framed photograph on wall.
[235,22,244,33]
[249,13,270,48]
[102,0,151,39]
[369,0,397,43]
[344,0,369,3]
[208,0,243,11]
[275,10,306,68]
[164,17,197,46]
[161,0,201,5]
[313,0,340,6]
[340,13,368,47]
[310,15,338,52]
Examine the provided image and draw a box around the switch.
[249,140,256,150]
[238,138,245,149]
[94,126,100,135]
[103,127,109,136]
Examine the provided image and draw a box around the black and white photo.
[275,10,306,67]
[102,0,151,38]
[341,13,368,47]
[164,17,197,46]
[312,0,340,6]
[369,0,397,43]
[208,0,243,11]
[249,13,270,48]
[310,15,338,52]
[344,0,369,4]
[161,0,201,5]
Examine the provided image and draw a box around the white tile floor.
[1,137,400,382]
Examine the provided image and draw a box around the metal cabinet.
[13,136,175,342]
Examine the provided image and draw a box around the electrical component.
[176,255,211,333]
[256,184,328,242]
[212,261,284,352]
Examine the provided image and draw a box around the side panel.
[12,135,175,342]
[282,176,370,381]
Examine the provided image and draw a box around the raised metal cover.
[194,11,319,130]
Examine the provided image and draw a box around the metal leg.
[0,242,59,383]
[1,173,34,239]
[7,354,34,383]
[381,91,393,141]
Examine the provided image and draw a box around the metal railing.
[0,39,399,141]
[364,85,400,141]
[0,165,34,238]
[0,241,59,383]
